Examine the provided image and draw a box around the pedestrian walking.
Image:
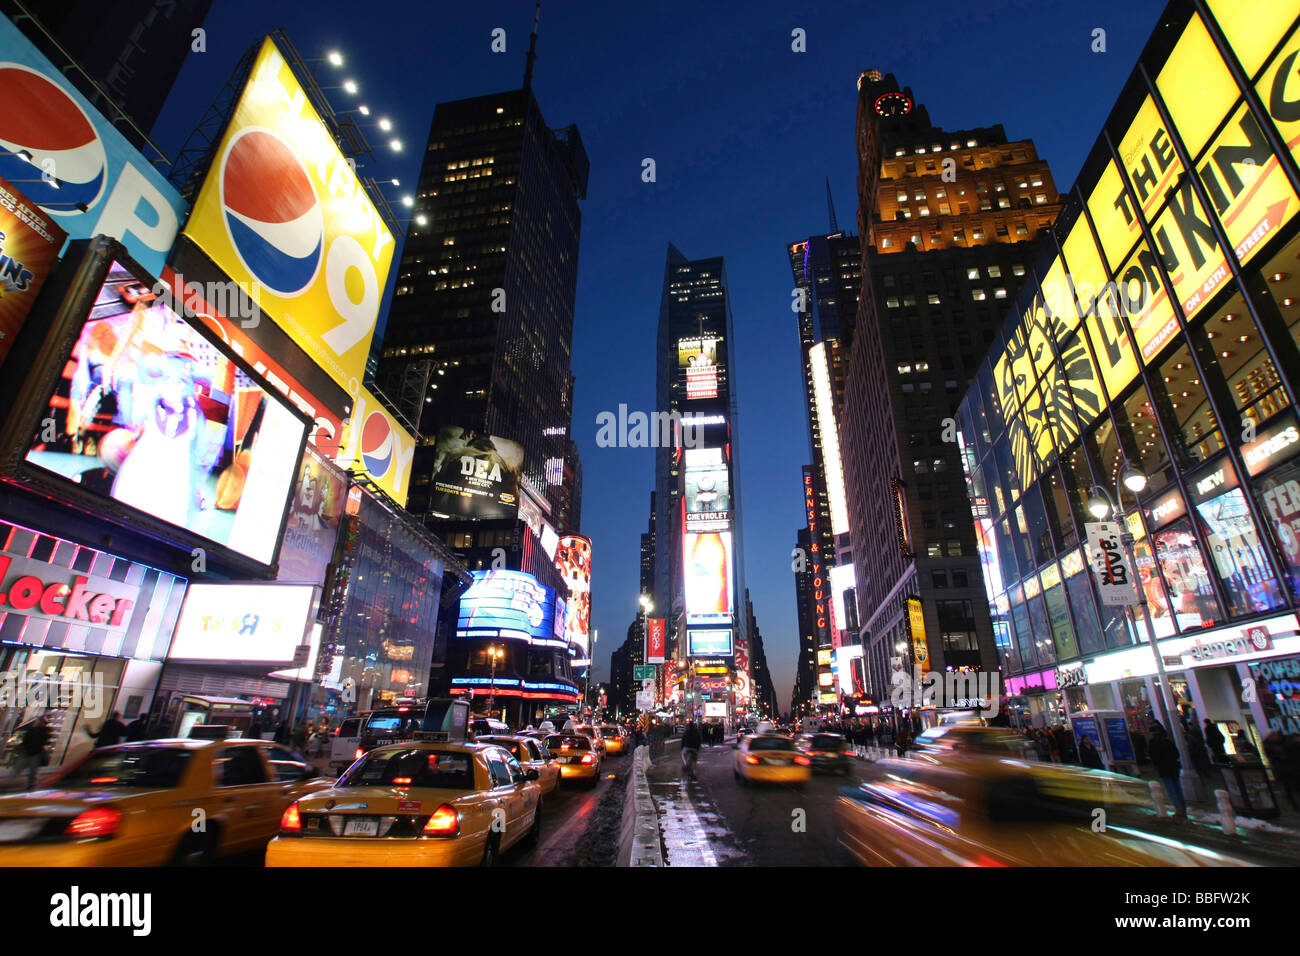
[681,720,702,780]
[15,715,51,790]
[1148,724,1187,820]
[1204,718,1226,763]
[91,711,127,748]
[1078,734,1104,770]
[124,715,148,742]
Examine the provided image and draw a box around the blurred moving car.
[796,733,852,775]
[0,739,328,866]
[599,725,626,755]
[267,741,542,867]
[470,717,512,738]
[476,735,560,795]
[330,714,369,775]
[733,734,811,786]
[835,744,1251,867]
[544,733,602,786]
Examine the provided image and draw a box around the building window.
[972,289,987,301]
[886,296,900,308]
[928,293,941,305]
[967,267,980,280]
[927,542,943,557]
[988,265,1001,278]
[1012,264,1026,276]
[994,288,1008,298]
[952,570,968,588]
[932,571,949,589]
[881,237,893,248]
[947,539,963,556]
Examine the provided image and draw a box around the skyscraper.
[655,246,749,721]
[841,71,1064,702]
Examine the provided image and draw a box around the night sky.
[151,0,1169,712]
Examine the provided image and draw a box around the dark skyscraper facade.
[655,246,751,719]
[841,71,1064,702]
[378,85,588,522]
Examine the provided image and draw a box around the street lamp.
[638,596,654,717]
[1087,462,1195,792]
[486,645,505,717]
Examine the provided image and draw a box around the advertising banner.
[687,628,732,657]
[335,387,415,505]
[734,632,751,705]
[1248,655,1300,736]
[0,175,65,367]
[23,260,307,567]
[1085,521,1140,606]
[684,446,730,528]
[276,444,345,586]
[678,336,719,400]
[455,569,563,646]
[646,617,665,664]
[182,37,394,395]
[0,16,187,275]
[429,425,523,520]
[554,534,592,654]
[168,582,317,665]
[906,597,931,674]
[684,529,734,625]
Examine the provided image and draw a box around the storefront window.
[1191,477,1286,617]
[1063,550,1107,655]
[1120,678,1158,765]
[1040,564,1080,660]
[981,454,1006,517]
[1127,511,1176,638]
[1249,452,1300,603]
[994,435,1023,506]
[1116,384,1175,496]
[1265,234,1300,358]
[992,617,1019,675]
[1025,588,1057,667]
[1019,484,1054,566]
[994,516,1020,588]
[1041,462,1079,552]
[1200,292,1290,425]
[1159,342,1225,465]
[1011,594,1037,670]
[1151,519,1223,631]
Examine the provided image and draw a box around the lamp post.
[638,596,654,723]
[486,645,505,718]
[1087,464,1195,790]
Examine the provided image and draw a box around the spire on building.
[826,178,839,233]
[523,2,541,91]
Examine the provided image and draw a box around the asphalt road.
[645,740,856,866]
[507,750,632,867]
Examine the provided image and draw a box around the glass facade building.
[956,0,1300,763]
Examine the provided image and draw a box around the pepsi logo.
[0,63,106,214]
[359,410,393,478]
[219,127,323,297]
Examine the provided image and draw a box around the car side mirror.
[525,769,539,781]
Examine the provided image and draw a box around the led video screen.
[23,261,307,566]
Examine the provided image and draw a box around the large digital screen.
[429,426,523,520]
[169,582,316,665]
[678,336,719,400]
[688,628,733,657]
[0,175,65,369]
[455,569,564,646]
[276,444,345,586]
[23,261,307,566]
[554,534,592,654]
[684,447,730,524]
[684,529,734,625]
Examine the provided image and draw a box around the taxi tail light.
[581,754,594,765]
[66,807,122,838]
[794,756,812,766]
[744,755,760,765]
[280,802,302,834]
[355,748,365,760]
[422,804,459,837]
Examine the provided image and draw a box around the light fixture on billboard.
[379,118,393,131]
[343,79,358,94]
[402,196,414,207]
[1086,491,1112,520]
[415,215,427,226]
[390,139,403,152]
[359,105,371,116]
[327,50,343,66]
[1121,465,1147,493]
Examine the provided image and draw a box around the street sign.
[633,665,656,681]
[1084,521,1140,606]
[636,691,654,710]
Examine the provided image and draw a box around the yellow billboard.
[335,387,415,506]
[907,598,930,675]
[183,38,395,396]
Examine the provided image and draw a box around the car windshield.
[545,735,591,751]
[57,747,194,789]
[365,713,419,734]
[477,738,523,759]
[338,749,475,789]
[808,735,845,750]
[599,727,620,736]
[749,736,794,751]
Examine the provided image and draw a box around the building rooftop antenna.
[523,2,541,91]
[826,178,839,234]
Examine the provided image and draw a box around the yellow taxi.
[543,733,602,786]
[835,749,1254,866]
[0,739,328,866]
[475,735,560,796]
[599,725,627,755]
[573,724,606,756]
[266,741,542,867]
[733,734,812,786]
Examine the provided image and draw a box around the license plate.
[0,819,41,842]
[343,818,378,837]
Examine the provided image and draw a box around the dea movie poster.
[430,426,524,519]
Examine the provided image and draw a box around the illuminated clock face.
[874,92,912,117]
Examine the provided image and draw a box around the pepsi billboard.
[0,15,187,276]
[182,37,395,399]
[335,386,415,505]
[455,569,565,647]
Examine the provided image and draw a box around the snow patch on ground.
[652,781,745,865]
